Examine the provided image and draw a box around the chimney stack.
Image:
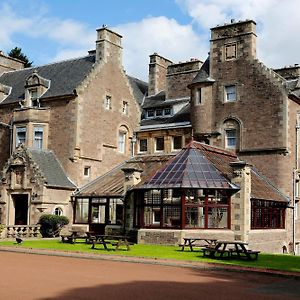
[148,53,172,96]
[96,27,123,65]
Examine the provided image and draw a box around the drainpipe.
[293,123,300,255]
[130,133,137,158]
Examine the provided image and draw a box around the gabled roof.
[0,54,96,105]
[0,146,76,189]
[0,54,148,106]
[28,148,76,189]
[137,142,239,190]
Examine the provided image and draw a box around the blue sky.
[1,0,299,80]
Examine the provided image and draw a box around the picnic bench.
[179,238,217,252]
[201,240,260,260]
[60,230,93,244]
[91,235,132,251]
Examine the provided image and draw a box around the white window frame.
[147,110,155,118]
[118,131,126,153]
[29,88,39,107]
[16,127,27,147]
[164,108,171,116]
[225,129,237,149]
[33,126,44,149]
[155,109,163,117]
[225,85,236,102]
[84,166,91,177]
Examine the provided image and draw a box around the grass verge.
[0,239,299,273]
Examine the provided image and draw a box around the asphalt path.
[0,252,299,300]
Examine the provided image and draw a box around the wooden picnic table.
[91,235,131,251]
[180,238,217,252]
[61,230,91,244]
[202,240,260,260]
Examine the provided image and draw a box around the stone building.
[134,54,201,157]
[188,19,300,254]
[73,19,299,254]
[74,141,289,253]
[0,27,146,232]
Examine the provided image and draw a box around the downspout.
[293,123,300,255]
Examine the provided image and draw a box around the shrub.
[39,214,69,237]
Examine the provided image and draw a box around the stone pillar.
[230,161,252,242]
[121,166,143,192]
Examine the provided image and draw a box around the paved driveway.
[0,252,298,300]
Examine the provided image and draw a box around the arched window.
[53,207,63,216]
[223,119,240,150]
[118,125,129,154]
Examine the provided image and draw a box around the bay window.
[251,200,286,229]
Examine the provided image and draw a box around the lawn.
[0,239,299,273]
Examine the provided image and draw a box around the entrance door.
[13,194,28,225]
[89,199,107,234]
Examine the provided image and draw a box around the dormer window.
[24,70,50,108]
[156,109,163,117]
[147,110,155,118]
[164,108,171,116]
[29,88,39,107]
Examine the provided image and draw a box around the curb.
[0,246,299,279]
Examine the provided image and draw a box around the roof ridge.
[0,54,95,76]
[191,141,238,158]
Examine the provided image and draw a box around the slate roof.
[286,78,300,99]
[140,102,191,127]
[0,54,96,105]
[138,143,239,190]
[127,76,148,106]
[189,57,215,86]
[75,155,173,197]
[28,148,76,189]
[75,141,288,203]
[0,54,148,106]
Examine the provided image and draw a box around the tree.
[8,47,33,67]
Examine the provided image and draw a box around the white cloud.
[114,16,206,80]
[176,0,300,68]
[0,2,94,62]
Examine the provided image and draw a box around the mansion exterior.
[0,20,299,254]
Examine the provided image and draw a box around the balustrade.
[5,225,41,238]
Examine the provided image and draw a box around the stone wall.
[0,51,24,75]
[137,229,234,245]
[166,60,201,100]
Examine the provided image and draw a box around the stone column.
[230,161,252,242]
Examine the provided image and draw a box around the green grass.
[0,239,299,273]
